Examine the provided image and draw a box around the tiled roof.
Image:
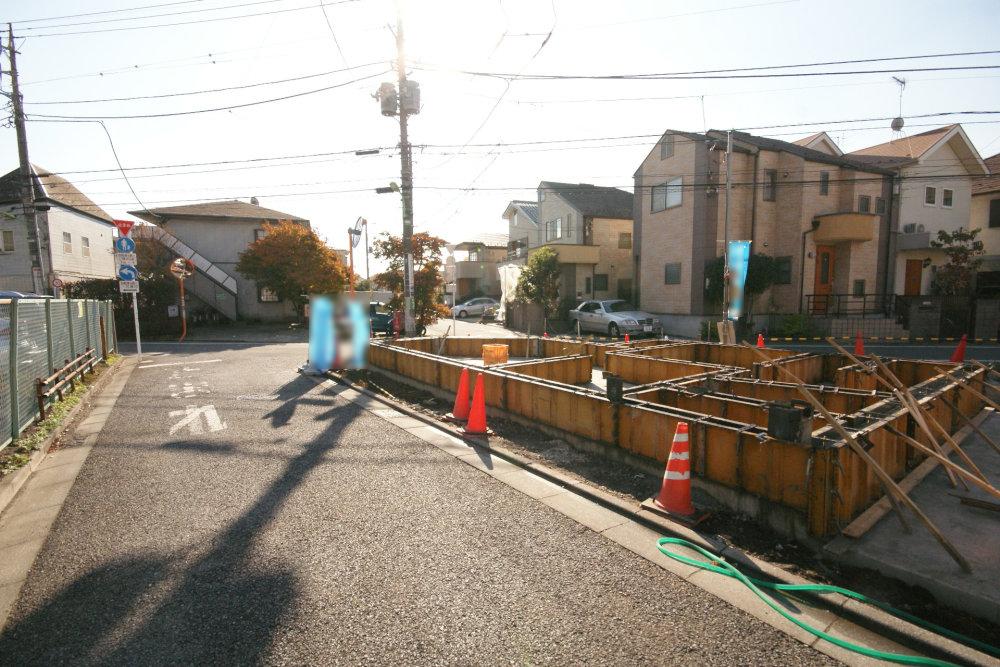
[973,152,1000,195]
[848,125,956,161]
[0,164,113,223]
[722,131,892,174]
[792,132,824,146]
[454,232,509,248]
[510,200,539,224]
[130,199,307,223]
[539,181,633,219]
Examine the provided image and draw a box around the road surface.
[0,342,832,665]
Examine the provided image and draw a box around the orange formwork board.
[505,355,593,385]
[755,353,826,384]
[703,377,886,414]
[605,353,721,385]
[442,337,532,358]
[540,338,588,360]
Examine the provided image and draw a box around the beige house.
[503,182,634,305]
[847,124,988,296]
[449,233,508,302]
[633,130,893,336]
[0,165,117,294]
[970,152,1000,293]
[130,199,310,321]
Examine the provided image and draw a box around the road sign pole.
[178,278,187,343]
[132,292,142,359]
[348,229,356,296]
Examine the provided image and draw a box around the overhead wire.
[8,0,209,24]
[13,0,293,31]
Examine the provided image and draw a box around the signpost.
[113,220,141,358]
[170,257,194,342]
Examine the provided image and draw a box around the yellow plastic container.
[482,344,509,366]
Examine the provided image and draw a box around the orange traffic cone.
[447,368,471,422]
[756,333,765,348]
[462,374,489,436]
[624,333,630,342]
[854,331,865,356]
[543,332,549,338]
[645,422,708,525]
[950,334,968,363]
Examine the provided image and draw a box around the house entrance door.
[904,259,923,296]
[812,245,835,314]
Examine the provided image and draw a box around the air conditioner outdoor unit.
[902,223,917,234]
[917,224,925,233]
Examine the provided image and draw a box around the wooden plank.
[841,408,994,539]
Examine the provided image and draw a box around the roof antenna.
[891,76,906,133]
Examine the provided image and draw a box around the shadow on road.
[0,382,359,665]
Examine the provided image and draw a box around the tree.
[704,253,779,317]
[515,246,561,316]
[930,227,984,296]
[236,221,349,313]
[371,231,450,329]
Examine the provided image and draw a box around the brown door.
[904,259,923,296]
[812,245,835,314]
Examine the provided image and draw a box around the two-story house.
[130,199,310,321]
[970,152,1000,294]
[634,130,894,337]
[847,124,988,296]
[449,233,508,302]
[0,165,117,294]
[502,182,634,304]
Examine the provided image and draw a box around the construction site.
[359,334,1000,630]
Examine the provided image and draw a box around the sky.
[2,0,999,275]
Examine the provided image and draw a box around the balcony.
[897,231,931,251]
[813,213,877,243]
[527,243,600,264]
[454,260,494,280]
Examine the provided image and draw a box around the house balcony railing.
[803,293,893,318]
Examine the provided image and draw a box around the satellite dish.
[349,217,364,248]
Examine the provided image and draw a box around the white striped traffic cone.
[654,421,696,516]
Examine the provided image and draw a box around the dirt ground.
[349,368,1000,651]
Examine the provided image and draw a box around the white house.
[0,165,117,294]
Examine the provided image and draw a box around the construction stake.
[935,366,1000,413]
[748,344,973,573]
[883,425,1000,502]
[939,395,1000,457]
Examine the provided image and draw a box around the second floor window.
[763,170,777,201]
[858,195,871,213]
[925,186,936,205]
[546,218,562,241]
[651,177,682,212]
[942,189,954,208]
[664,262,682,284]
[876,197,886,215]
[82,236,91,258]
[618,232,632,249]
[1,230,13,251]
[660,134,674,159]
[62,232,72,254]
[819,171,829,195]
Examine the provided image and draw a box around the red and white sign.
[113,219,135,237]
[51,277,64,289]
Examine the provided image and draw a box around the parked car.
[451,297,499,319]
[369,302,394,336]
[568,299,663,338]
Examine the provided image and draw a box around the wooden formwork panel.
[758,353,825,384]
[710,378,882,414]
[442,337,532,358]
[504,355,592,385]
[606,353,718,384]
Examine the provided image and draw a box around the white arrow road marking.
[169,404,227,435]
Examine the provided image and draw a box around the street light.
[375,182,400,195]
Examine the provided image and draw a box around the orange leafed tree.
[371,231,450,329]
[236,220,349,313]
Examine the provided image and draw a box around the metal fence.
[1,298,117,451]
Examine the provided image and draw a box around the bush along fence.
[1,298,118,450]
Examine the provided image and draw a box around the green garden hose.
[656,537,1000,666]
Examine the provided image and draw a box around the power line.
[25,61,386,104]
[14,0,291,31]
[26,70,388,119]
[8,0,208,24]
[22,0,360,38]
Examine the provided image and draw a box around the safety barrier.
[1,298,117,449]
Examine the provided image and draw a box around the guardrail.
[1,298,117,450]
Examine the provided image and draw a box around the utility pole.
[6,24,47,295]
[395,10,415,336]
[722,130,732,324]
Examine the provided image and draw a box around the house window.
[660,134,674,160]
[539,189,546,202]
[924,186,936,205]
[62,232,72,254]
[991,199,1000,228]
[853,279,866,297]
[651,177,683,212]
[618,232,632,249]
[82,236,91,258]
[1,230,13,251]
[565,213,573,238]
[876,197,886,215]
[664,263,682,285]
[254,228,268,241]
[763,170,777,201]
[258,286,280,302]
[585,277,592,294]
[775,256,792,284]
[593,274,609,292]
[546,218,562,241]
[858,195,871,213]
[819,171,829,195]
[942,189,953,208]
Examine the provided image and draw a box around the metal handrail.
[803,293,892,318]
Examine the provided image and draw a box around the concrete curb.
[324,369,996,667]
[0,357,128,518]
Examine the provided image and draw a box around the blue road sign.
[114,237,136,253]
[118,264,139,281]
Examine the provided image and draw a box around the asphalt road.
[0,342,833,665]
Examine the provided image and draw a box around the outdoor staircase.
[132,225,240,320]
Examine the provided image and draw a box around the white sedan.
[451,297,499,318]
